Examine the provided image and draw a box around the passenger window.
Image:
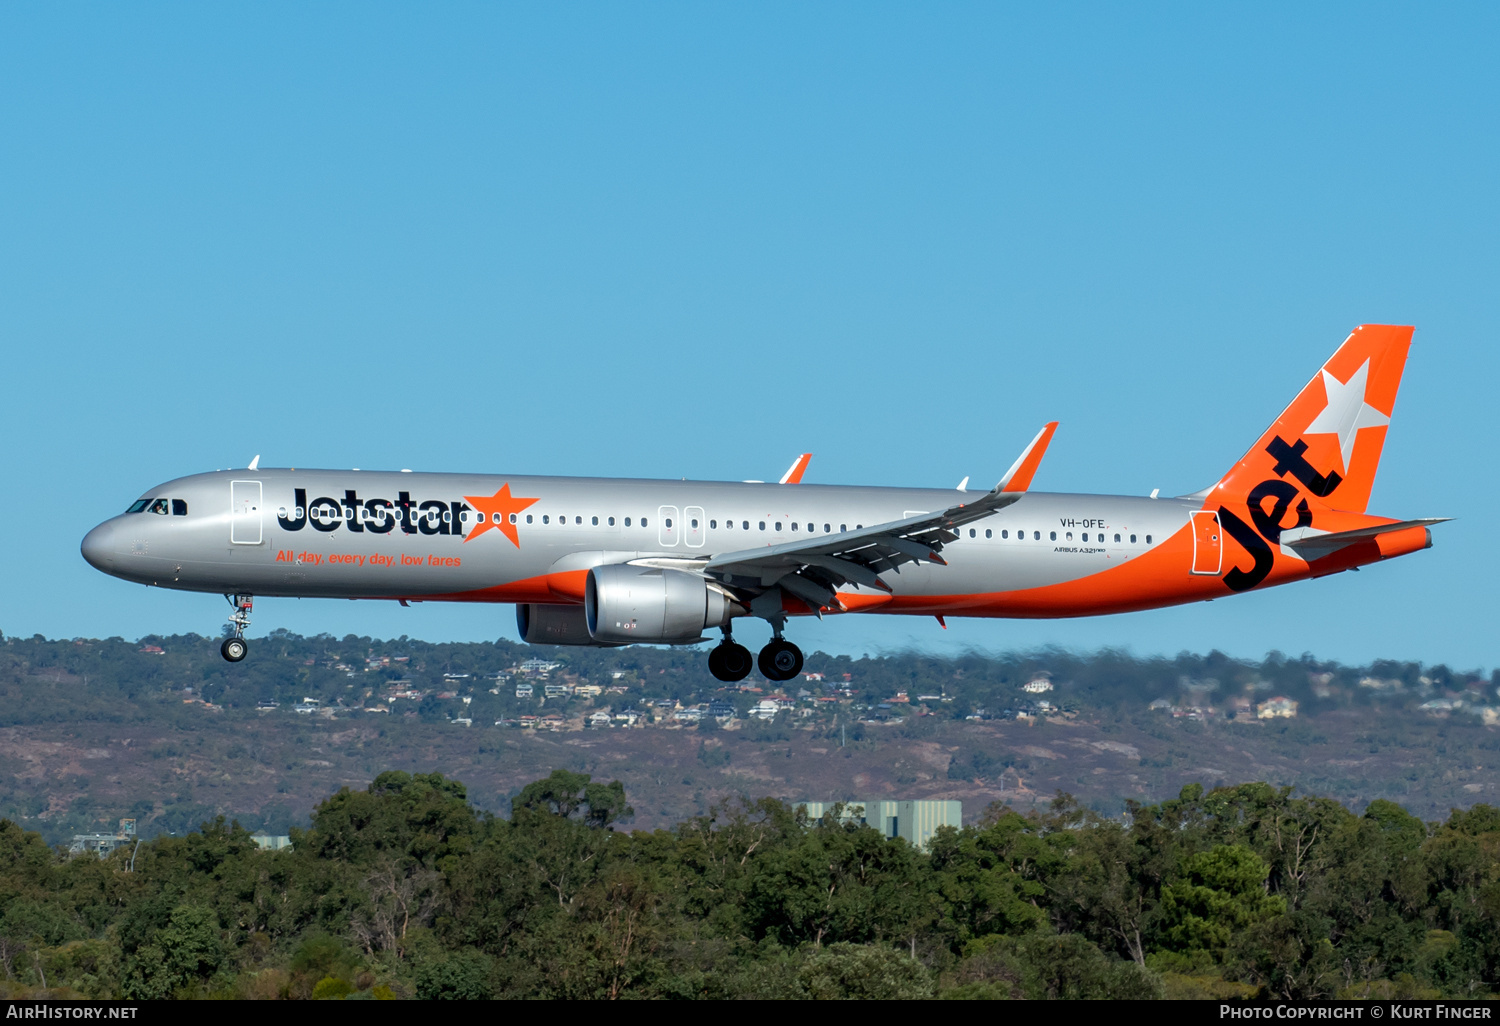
[542,515,550,524]
[840,524,847,532]
[592,516,599,525]
[526,514,534,524]
[691,519,699,528]
[508,513,517,524]
[1050,531,1057,541]
[1146,535,1152,544]
[986,529,992,538]
[624,517,631,527]
[609,517,616,526]
[1130,534,1136,543]
[172,499,187,516]
[742,521,749,530]
[969,528,976,538]
[1114,533,1120,542]
[807,523,814,532]
[665,518,673,528]
[148,499,170,515]
[126,499,150,514]
[709,520,716,529]
[1001,530,1008,539]
[856,524,863,530]
[775,522,783,532]
[442,510,452,523]
[642,518,649,528]
[759,522,766,531]
[790,522,797,532]
[824,523,831,533]
[1065,532,1072,541]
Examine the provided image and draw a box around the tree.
[1157,845,1286,958]
[797,943,933,1000]
[512,770,633,828]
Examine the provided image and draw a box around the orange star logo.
[463,483,539,547]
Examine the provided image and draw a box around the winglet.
[248,454,261,471]
[780,454,813,484]
[996,422,1058,493]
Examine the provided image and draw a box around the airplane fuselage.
[80,467,1419,620]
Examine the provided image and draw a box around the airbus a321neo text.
[82,325,1445,682]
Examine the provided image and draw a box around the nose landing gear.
[220,594,252,663]
[708,627,754,683]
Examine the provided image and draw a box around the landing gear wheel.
[709,642,754,682]
[758,639,804,682]
[221,637,248,663]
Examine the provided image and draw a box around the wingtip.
[780,453,813,485]
[997,421,1058,493]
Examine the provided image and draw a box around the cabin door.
[1190,510,1221,575]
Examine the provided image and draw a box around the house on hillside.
[1256,697,1298,719]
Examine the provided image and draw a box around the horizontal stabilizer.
[1280,518,1449,559]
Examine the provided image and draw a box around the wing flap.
[705,423,1057,608]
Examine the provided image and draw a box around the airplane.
[81,324,1445,683]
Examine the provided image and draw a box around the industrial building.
[69,818,136,857]
[796,799,963,850]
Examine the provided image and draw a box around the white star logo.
[1303,359,1390,471]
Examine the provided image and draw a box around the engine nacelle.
[585,564,737,644]
[516,603,622,647]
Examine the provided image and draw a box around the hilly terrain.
[2,630,1496,843]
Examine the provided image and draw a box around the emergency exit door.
[231,480,263,545]
[1190,510,1221,575]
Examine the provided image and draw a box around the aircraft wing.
[701,423,1057,613]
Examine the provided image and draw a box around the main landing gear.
[708,628,754,683]
[708,622,804,683]
[220,594,252,663]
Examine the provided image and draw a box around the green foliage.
[3,762,1500,999]
[951,933,1162,1000]
[797,943,933,999]
[311,976,354,999]
[414,949,494,999]
[513,769,633,828]
[1157,845,1285,956]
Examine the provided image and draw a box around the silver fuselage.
[81,468,1197,618]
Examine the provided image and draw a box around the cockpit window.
[126,499,151,514]
[172,499,188,516]
[148,499,170,515]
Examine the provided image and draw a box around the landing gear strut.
[220,594,252,663]
[757,619,804,682]
[708,626,754,683]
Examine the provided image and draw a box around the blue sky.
[2,4,1495,669]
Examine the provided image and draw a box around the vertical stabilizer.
[1211,324,1412,514]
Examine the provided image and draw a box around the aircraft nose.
[81,521,119,572]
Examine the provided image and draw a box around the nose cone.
[81,521,119,572]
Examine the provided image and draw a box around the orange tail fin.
[1211,324,1412,514]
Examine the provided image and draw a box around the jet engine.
[585,564,739,644]
[516,603,623,647]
